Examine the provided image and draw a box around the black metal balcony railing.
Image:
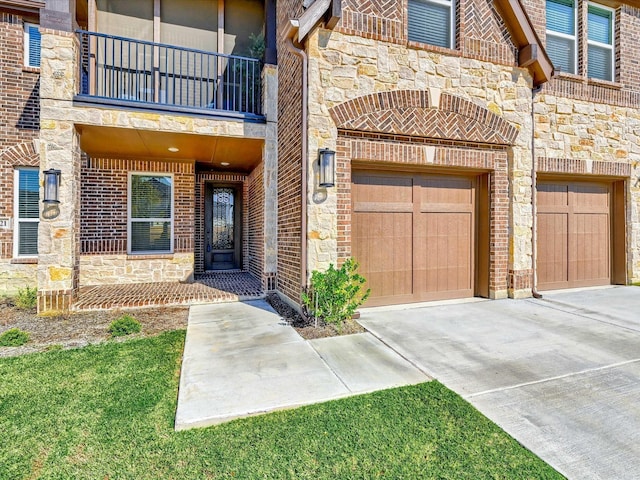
[77,30,262,116]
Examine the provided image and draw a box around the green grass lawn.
[0,331,563,479]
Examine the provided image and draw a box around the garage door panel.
[352,211,413,302]
[415,212,473,299]
[353,171,476,306]
[538,213,568,288]
[538,183,569,209]
[537,181,610,291]
[420,176,474,204]
[352,174,413,204]
[572,213,609,285]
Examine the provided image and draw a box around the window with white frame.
[546,0,577,74]
[24,22,41,68]
[128,173,173,254]
[14,168,39,257]
[587,3,615,81]
[408,0,455,49]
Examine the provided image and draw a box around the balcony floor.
[73,272,264,311]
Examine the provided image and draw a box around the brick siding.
[337,0,517,65]
[80,157,195,255]
[276,0,305,303]
[0,13,40,260]
[247,162,265,282]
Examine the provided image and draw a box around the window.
[14,168,39,257]
[408,0,455,49]
[24,22,41,68]
[128,173,173,254]
[588,4,614,81]
[546,0,577,74]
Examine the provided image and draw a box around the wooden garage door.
[537,181,610,290]
[352,171,475,306]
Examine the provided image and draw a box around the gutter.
[285,20,310,292]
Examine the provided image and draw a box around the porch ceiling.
[78,125,263,172]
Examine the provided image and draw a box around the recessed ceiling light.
[221,162,230,166]
[168,147,179,153]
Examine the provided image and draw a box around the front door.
[205,184,242,270]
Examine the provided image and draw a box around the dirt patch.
[266,293,365,340]
[0,297,188,358]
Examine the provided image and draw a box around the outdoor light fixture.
[43,169,61,204]
[318,148,335,188]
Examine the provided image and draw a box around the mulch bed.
[0,293,365,357]
[0,297,188,358]
[266,293,365,340]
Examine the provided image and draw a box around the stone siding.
[79,253,194,286]
[306,27,534,298]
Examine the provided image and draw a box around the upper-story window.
[546,0,577,74]
[546,0,616,81]
[587,3,615,81]
[408,0,455,49]
[24,22,41,68]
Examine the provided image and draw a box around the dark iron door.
[205,185,241,270]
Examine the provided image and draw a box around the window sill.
[554,72,585,83]
[553,73,622,90]
[22,66,40,74]
[126,253,174,260]
[11,257,37,264]
[587,77,622,90]
[407,40,461,57]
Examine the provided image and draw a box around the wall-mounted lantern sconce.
[43,169,61,204]
[318,148,335,188]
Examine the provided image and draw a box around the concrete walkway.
[359,286,640,480]
[175,300,428,430]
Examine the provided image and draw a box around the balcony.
[76,30,264,120]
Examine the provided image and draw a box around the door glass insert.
[212,188,234,249]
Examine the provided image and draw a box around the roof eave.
[494,0,554,86]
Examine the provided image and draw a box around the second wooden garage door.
[352,171,475,306]
[537,181,611,290]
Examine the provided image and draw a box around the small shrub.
[301,258,370,331]
[108,315,141,337]
[14,287,37,310]
[0,328,30,347]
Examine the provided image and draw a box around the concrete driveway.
[359,286,640,480]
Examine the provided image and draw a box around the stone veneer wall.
[79,157,195,286]
[534,88,640,281]
[0,13,41,293]
[305,26,534,297]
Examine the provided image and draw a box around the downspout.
[285,23,309,293]
[531,84,543,299]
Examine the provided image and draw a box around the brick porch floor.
[73,271,265,311]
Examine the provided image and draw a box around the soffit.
[78,125,263,172]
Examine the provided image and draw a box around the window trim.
[587,2,615,82]
[127,172,174,255]
[546,0,578,74]
[23,22,40,68]
[408,0,456,50]
[13,167,39,259]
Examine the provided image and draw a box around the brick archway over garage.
[329,90,519,146]
[328,90,516,303]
